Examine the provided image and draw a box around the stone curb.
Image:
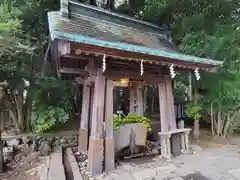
[2,130,78,140]
[48,149,66,180]
[66,148,84,180]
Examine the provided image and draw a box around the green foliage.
[0,0,72,133]
[131,0,239,126]
[31,102,68,133]
[185,102,202,120]
[113,114,152,132]
[29,76,76,132]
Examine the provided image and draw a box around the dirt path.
[0,152,49,180]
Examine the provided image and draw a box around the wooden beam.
[104,70,164,85]
[59,67,87,74]
[70,42,215,70]
[104,79,115,171]
[88,70,106,176]
[63,54,99,61]
[78,80,91,153]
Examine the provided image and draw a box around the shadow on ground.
[182,172,211,180]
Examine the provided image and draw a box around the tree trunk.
[4,100,21,132]
[0,108,4,172]
[24,91,32,132]
[42,39,51,76]
[210,103,215,136]
[14,91,25,132]
[193,119,200,140]
[223,114,231,138]
[217,111,222,136]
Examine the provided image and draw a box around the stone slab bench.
[158,128,191,159]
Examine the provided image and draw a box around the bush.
[185,102,202,120]
[113,114,152,132]
[31,103,68,133]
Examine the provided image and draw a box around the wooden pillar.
[105,79,115,171]
[158,81,168,132]
[88,86,94,139]
[165,77,177,130]
[158,77,177,132]
[164,77,180,156]
[129,84,143,115]
[136,85,144,116]
[129,86,136,114]
[88,71,106,176]
[78,80,91,153]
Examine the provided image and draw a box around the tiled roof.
[48,1,222,67]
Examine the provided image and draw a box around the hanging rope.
[140,60,144,76]
[102,54,106,72]
[194,68,200,80]
[170,64,176,78]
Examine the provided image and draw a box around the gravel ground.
[0,152,50,180]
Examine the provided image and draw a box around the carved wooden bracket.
[85,60,98,76]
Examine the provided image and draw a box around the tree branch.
[42,38,52,75]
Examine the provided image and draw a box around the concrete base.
[78,128,88,153]
[88,138,104,176]
[105,138,115,171]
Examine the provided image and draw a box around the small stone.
[22,136,31,144]
[3,146,13,154]
[82,169,87,173]
[189,145,202,154]
[3,146,14,162]
[31,139,38,152]
[54,139,61,147]
[14,153,23,162]
[81,161,87,167]
[151,149,159,154]
[39,140,51,156]
[60,137,67,144]
[7,139,19,146]
[67,137,74,143]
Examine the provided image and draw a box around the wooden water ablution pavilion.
[48,0,222,176]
